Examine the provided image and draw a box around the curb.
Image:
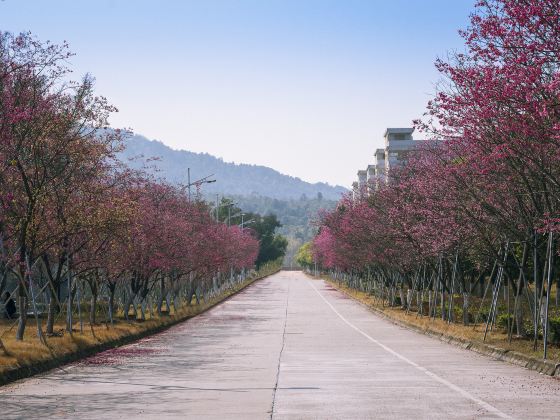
[0,269,280,387]
[323,278,560,378]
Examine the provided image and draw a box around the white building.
[353,169,368,200]
[373,148,386,189]
[383,128,416,174]
[355,127,430,195]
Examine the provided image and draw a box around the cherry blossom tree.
[1,32,260,344]
[314,0,560,356]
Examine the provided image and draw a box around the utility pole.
[187,168,191,201]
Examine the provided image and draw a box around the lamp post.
[221,201,238,226]
[240,216,254,231]
[186,168,216,201]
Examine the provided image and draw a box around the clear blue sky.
[1,0,474,187]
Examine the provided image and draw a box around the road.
[1,271,560,419]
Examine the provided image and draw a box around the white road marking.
[308,280,513,420]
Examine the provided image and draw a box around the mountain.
[117,134,345,265]
[118,134,347,200]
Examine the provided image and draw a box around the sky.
[0,0,474,187]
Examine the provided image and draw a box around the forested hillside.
[231,195,338,265]
[119,134,347,200]
[118,134,344,264]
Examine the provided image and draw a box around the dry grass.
[323,277,560,362]
[0,274,268,376]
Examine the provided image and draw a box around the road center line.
[308,280,512,420]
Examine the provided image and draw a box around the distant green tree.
[215,197,239,225]
[212,197,287,267]
[208,195,337,265]
[251,214,288,267]
[295,242,314,268]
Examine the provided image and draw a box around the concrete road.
[1,271,560,419]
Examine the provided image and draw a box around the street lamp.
[240,214,254,231]
[221,201,238,226]
[187,168,216,201]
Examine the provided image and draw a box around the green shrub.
[478,308,491,323]
[549,316,560,344]
[496,313,514,330]
[523,319,542,339]
[456,307,475,324]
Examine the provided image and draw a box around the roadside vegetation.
[321,273,560,362]
[309,0,560,361]
[231,194,335,266]
[295,241,314,268]
[215,197,288,268]
[0,260,281,379]
[0,31,287,371]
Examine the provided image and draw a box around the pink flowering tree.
[313,0,560,353]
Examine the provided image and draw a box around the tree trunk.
[441,292,446,321]
[66,267,74,334]
[406,289,413,310]
[140,300,146,321]
[77,280,83,334]
[212,277,217,296]
[90,292,97,325]
[16,296,27,341]
[540,300,547,335]
[46,285,57,335]
[187,289,195,306]
[108,286,115,325]
[515,304,525,336]
[124,290,134,321]
[172,291,179,313]
[462,293,469,326]
[428,290,433,317]
[157,277,165,315]
[165,293,171,313]
[148,295,154,318]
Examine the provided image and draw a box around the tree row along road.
[1,271,559,419]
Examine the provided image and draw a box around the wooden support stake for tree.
[533,232,540,351]
[543,232,554,360]
[26,255,47,346]
[509,241,528,341]
[448,252,459,324]
[484,241,508,341]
